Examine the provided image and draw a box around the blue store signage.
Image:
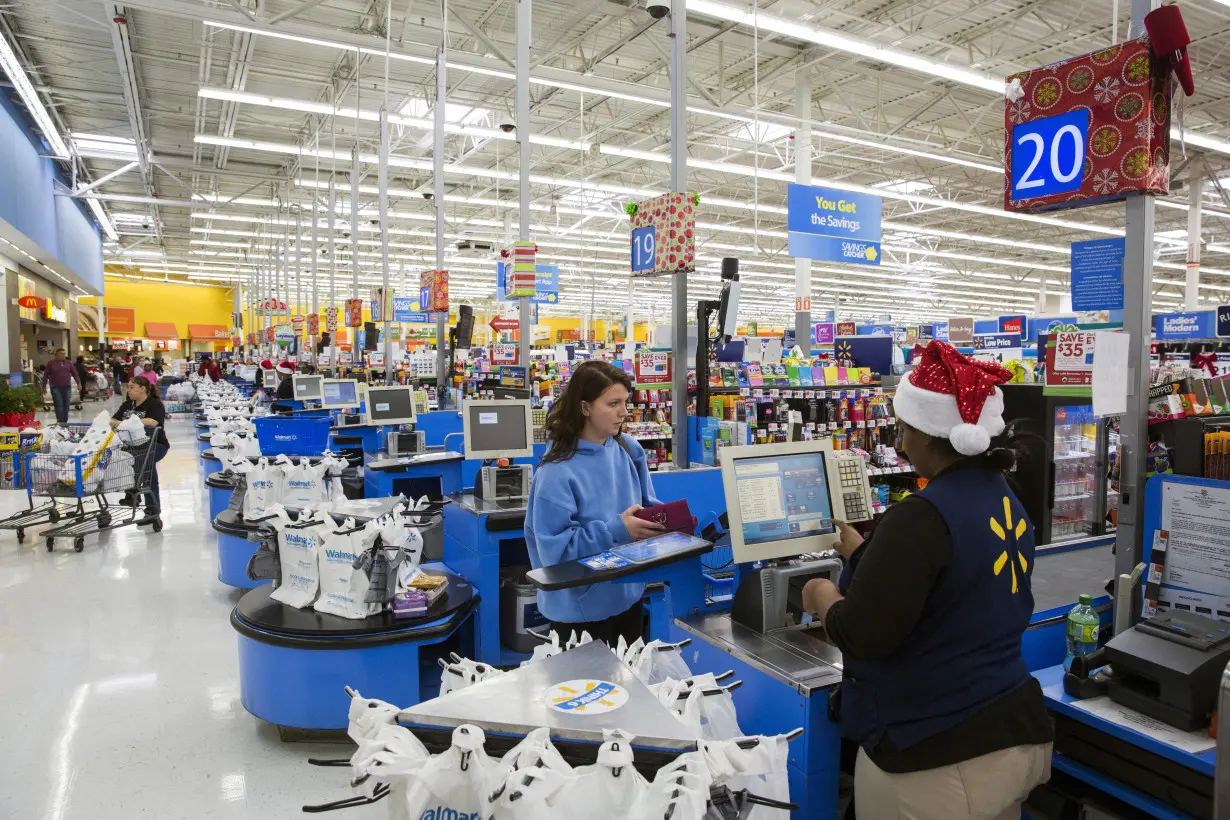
[1155,311,1215,340]
[497,262,560,305]
[391,296,439,323]
[786,183,882,266]
[973,332,1021,351]
[858,324,892,337]
[1009,109,1090,201]
[1071,237,1125,312]
[1218,306,1230,339]
[931,321,949,341]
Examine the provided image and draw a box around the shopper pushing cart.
[111,373,170,522]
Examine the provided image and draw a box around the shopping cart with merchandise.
[81,369,113,403]
[27,431,163,552]
[0,423,94,544]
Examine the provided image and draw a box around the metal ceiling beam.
[72,160,139,195]
[447,5,513,68]
[268,0,333,25]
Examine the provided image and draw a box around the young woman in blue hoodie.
[525,360,665,645]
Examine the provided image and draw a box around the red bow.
[1192,352,1218,377]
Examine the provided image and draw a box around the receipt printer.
[475,464,532,502]
[336,412,364,429]
[731,557,842,634]
[1104,609,1230,730]
[388,430,425,457]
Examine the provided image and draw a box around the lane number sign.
[1010,109,1089,201]
[631,225,656,273]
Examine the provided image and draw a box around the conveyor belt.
[1032,543,1113,614]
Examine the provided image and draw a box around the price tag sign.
[492,343,518,365]
[1009,109,1089,201]
[631,226,656,274]
[1054,331,1095,371]
[634,349,671,386]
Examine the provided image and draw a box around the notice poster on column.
[1154,481,1230,620]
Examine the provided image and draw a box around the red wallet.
[632,499,697,536]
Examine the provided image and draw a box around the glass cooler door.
[1050,404,1098,542]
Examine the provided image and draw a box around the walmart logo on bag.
[419,808,480,820]
[325,549,357,562]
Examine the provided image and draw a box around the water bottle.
[1064,593,1100,671]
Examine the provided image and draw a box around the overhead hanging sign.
[1154,311,1216,340]
[836,321,856,337]
[391,296,439,324]
[325,306,338,333]
[497,263,559,305]
[786,183,882,265]
[1071,238,1126,311]
[1218,306,1230,339]
[346,298,363,327]
[932,321,949,341]
[1004,39,1171,213]
[813,323,835,345]
[999,314,1027,339]
[628,192,698,277]
[973,332,1023,353]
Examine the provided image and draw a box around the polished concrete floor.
[0,401,381,819]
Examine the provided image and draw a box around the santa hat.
[259,359,274,370]
[275,360,295,375]
[894,340,1013,456]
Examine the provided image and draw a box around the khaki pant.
[854,743,1052,820]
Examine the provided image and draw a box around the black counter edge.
[230,595,480,649]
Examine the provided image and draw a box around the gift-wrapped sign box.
[419,269,449,312]
[629,193,697,277]
[1004,37,1171,213]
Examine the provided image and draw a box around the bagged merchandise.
[314,519,382,619]
[486,728,577,820]
[242,457,283,519]
[280,456,330,508]
[630,640,693,686]
[438,657,504,696]
[548,730,646,819]
[698,736,792,820]
[652,674,743,741]
[58,411,118,490]
[114,415,148,446]
[267,506,330,609]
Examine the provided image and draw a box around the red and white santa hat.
[259,359,274,370]
[275,360,296,375]
[894,340,1013,456]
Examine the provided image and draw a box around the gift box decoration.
[628,193,698,277]
[346,297,364,327]
[1004,37,1171,213]
[419,269,449,312]
[307,313,320,336]
[499,242,538,297]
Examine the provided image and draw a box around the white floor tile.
[0,401,379,819]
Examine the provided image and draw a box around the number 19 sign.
[1009,109,1089,202]
[631,226,656,273]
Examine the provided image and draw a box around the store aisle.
[0,405,380,819]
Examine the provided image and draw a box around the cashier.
[525,360,664,645]
[803,341,1054,820]
[271,360,296,411]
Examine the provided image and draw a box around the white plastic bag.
[281,458,330,508]
[242,457,283,519]
[549,730,645,819]
[400,725,497,820]
[631,640,693,686]
[439,657,505,696]
[114,414,148,446]
[487,728,577,820]
[268,507,329,609]
[699,735,792,820]
[314,520,380,619]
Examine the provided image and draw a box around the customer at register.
[802,340,1053,820]
[525,360,664,645]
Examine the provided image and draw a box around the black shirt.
[112,396,169,448]
[824,483,1053,773]
[275,377,294,400]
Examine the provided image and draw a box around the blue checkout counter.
[231,565,478,730]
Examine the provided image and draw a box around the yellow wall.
[81,278,235,338]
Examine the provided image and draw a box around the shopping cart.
[0,423,94,544]
[81,370,113,403]
[34,371,83,413]
[27,432,163,552]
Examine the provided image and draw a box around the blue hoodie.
[525,434,660,623]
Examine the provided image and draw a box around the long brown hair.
[541,360,633,464]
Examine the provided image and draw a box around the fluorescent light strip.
[0,30,69,157]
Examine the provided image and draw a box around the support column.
[434,50,448,398]
[311,146,320,368]
[351,145,361,300]
[1186,173,1203,310]
[516,0,532,370]
[669,0,688,469]
[793,79,812,352]
[327,176,336,370]
[1113,0,1160,608]
[379,109,393,385]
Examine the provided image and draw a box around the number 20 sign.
[1009,109,1089,202]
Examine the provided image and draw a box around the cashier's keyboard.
[834,456,872,522]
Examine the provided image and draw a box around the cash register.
[719,440,873,634]
[463,398,534,502]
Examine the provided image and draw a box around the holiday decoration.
[629,192,698,278]
[307,313,319,336]
[325,306,338,333]
[346,298,363,327]
[499,242,538,297]
[894,340,1013,456]
[1004,37,1171,213]
[419,269,449,312]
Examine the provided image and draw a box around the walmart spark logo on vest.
[990,496,1029,593]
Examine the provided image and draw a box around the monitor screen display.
[260,369,279,388]
[732,451,835,547]
[366,386,415,423]
[293,375,323,400]
[322,380,358,407]
[467,403,528,453]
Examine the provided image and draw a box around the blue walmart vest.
[837,466,1035,751]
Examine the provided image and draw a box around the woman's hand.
[109,419,120,429]
[802,577,843,620]
[833,519,864,559]
[141,418,158,427]
[621,505,665,541]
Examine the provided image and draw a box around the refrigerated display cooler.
[1000,385,1119,547]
